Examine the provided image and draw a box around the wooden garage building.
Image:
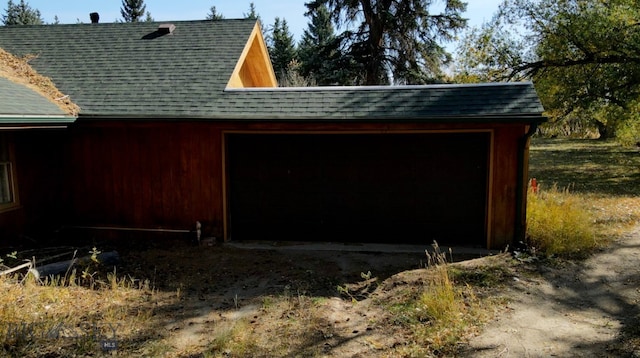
[0,19,545,249]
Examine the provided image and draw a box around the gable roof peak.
[0,19,260,117]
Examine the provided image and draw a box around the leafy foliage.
[455,0,640,140]
[307,0,467,85]
[120,0,147,23]
[454,21,527,82]
[2,0,43,25]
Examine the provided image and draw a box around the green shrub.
[526,185,597,257]
[616,115,640,147]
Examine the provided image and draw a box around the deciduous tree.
[456,0,640,139]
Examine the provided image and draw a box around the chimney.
[90,12,99,24]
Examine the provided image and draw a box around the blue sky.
[20,0,502,42]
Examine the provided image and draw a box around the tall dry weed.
[526,185,597,257]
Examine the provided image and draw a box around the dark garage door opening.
[227,132,489,246]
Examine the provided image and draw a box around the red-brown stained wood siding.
[0,130,68,245]
[63,120,530,249]
[68,123,224,234]
[489,125,526,248]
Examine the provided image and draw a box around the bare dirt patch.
[114,242,459,357]
[462,224,640,357]
[91,240,520,358]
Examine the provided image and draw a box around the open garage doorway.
[226,132,490,246]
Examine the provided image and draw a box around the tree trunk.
[595,120,612,140]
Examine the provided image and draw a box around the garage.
[226,132,490,245]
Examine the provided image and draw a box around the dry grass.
[386,245,491,357]
[527,137,640,257]
[200,293,327,357]
[0,271,157,357]
[526,185,598,257]
[0,47,79,116]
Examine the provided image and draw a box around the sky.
[20,0,502,42]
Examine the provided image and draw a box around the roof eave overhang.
[76,113,547,123]
[0,115,76,128]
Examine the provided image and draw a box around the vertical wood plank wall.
[45,120,530,249]
[0,130,68,244]
[68,122,224,236]
[489,125,526,248]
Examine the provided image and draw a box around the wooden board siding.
[63,121,529,249]
[227,22,278,89]
[489,125,527,248]
[68,123,224,237]
[0,130,68,244]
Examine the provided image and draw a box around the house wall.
[0,130,68,246]
[65,120,529,249]
[67,123,224,236]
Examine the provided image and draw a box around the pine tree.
[206,6,224,20]
[243,2,264,34]
[207,6,224,20]
[2,0,43,25]
[268,17,298,84]
[307,0,467,85]
[298,4,354,85]
[120,0,147,23]
[244,2,259,20]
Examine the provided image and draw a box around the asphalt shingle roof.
[0,20,254,117]
[0,19,545,122]
[218,84,544,120]
[0,77,74,124]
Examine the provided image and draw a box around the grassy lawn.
[529,138,640,240]
[0,137,638,357]
[530,138,640,196]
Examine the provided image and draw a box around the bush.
[616,115,640,147]
[526,185,597,257]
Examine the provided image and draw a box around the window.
[0,134,17,211]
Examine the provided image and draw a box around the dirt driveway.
[463,225,640,357]
[118,240,451,356]
[109,226,640,357]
